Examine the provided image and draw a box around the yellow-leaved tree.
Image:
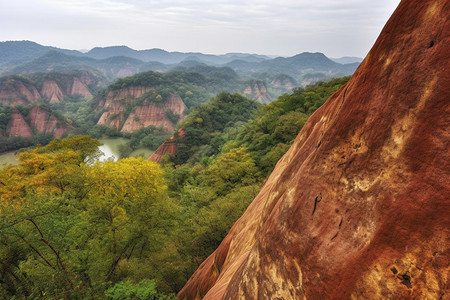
[0,137,178,298]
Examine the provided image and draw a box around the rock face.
[148,128,185,163]
[97,87,186,133]
[29,106,72,138]
[0,78,41,105]
[121,95,186,133]
[6,111,32,137]
[70,77,92,98]
[0,73,96,105]
[178,0,450,299]
[242,81,272,103]
[4,106,74,138]
[41,80,65,103]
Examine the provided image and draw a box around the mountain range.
[0,41,361,86]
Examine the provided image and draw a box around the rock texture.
[0,73,96,105]
[6,111,32,137]
[70,77,92,98]
[29,106,72,138]
[97,87,186,133]
[149,128,185,163]
[178,0,450,299]
[242,81,272,103]
[121,95,186,133]
[41,80,64,103]
[4,106,74,138]
[0,78,41,105]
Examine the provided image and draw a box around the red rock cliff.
[0,78,41,105]
[148,128,185,163]
[97,87,186,132]
[41,80,65,103]
[6,111,32,137]
[178,0,450,299]
[70,77,92,98]
[29,106,72,138]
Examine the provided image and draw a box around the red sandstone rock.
[6,111,32,137]
[148,128,186,162]
[70,77,92,98]
[178,0,450,299]
[0,79,40,105]
[41,80,64,103]
[29,106,71,138]
[121,95,186,133]
[148,141,177,163]
[97,86,152,130]
[97,87,186,132]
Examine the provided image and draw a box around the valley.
[0,0,448,298]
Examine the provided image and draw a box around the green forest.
[0,76,349,298]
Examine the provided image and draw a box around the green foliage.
[43,135,103,164]
[0,136,180,298]
[165,110,180,125]
[118,126,170,158]
[105,279,176,300]
[230,76,350,175]
[173,92,260,164]
[0,77,350,298]
[0,104,13,130]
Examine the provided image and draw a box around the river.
[0,138,153,166]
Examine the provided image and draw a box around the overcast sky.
[0,0,400,58]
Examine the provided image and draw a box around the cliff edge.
[178,0,450,299]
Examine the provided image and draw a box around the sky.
[0,0,401,58]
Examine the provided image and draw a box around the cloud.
[0,0,401,57]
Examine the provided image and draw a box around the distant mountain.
[5,51,151,81]
[0,41,360,94]
[0,41,271,69]
[330,56,364,64]
[86,46,271,65]
[226,52,359,86]
[0,41,83,68]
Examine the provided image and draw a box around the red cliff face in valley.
[6,111,32,137]
[70,77,92,98]
[178,0,450,299]
[121,94,186,133]
[0,79,41,105]
[41,80,64,103]
[149,128,185,163]
[97,86,152,130]
[97,87,186,132]
[29,106,72,138]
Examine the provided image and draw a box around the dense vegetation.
[0,136,177,298]
[105,69,242,109]
[172,92,261,164]
[0,77,350,298]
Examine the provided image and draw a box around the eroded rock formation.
[148,128,185,163]
[121,95,186,133]
[29,106,72,138]
[0,78,41,105]
[41,80,65,103]
[178,0,450,299]
[0,73,96,105]
[6,111,32,137]
[97,87,186,132]
[70,77,92,98]
[4,106,74,138]
[242,81,272,103]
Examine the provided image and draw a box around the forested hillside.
[0,77,349,298]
